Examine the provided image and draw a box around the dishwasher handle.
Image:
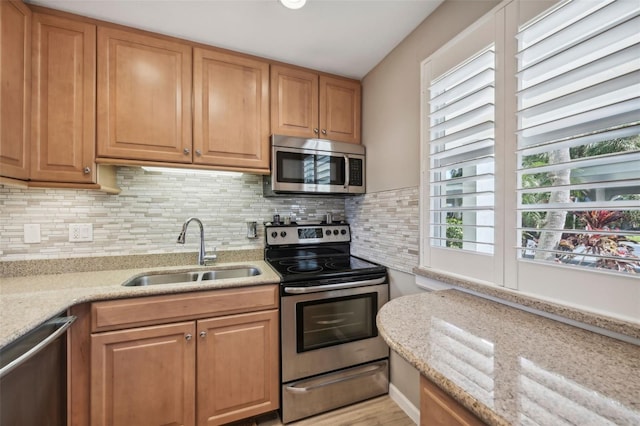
[0,315,76,379]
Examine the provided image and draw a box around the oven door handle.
[284,362,386,394]
[283,276,386,294]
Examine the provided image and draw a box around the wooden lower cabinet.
[420,375,485,426]
[91,322,197,426]
[89,287,279,426]
[197,310,279,426]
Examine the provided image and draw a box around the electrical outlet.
[24,224,41,244]
[69,223,93,242]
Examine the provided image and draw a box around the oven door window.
[276,151,346,186]
[296,293,378,353]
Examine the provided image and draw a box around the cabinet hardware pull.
[195,150,202,156]
[83,167,91,174]
[199,331,207,338]
[321,129,327,135]
[185,333,192,341]
[313,128,319,134]
[184,148,190,155]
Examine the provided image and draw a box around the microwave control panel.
[349,158,363,187]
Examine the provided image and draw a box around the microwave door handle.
[344,154,350,189]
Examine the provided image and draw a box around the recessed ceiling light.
[279,0,306,10]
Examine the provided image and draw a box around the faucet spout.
[176,217,216,265]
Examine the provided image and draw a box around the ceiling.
[27,0,444,80]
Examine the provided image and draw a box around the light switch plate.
[24,224,41,244]
[69,223,93,242]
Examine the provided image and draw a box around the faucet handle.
[203,247,217,265]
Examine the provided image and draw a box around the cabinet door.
[193,48,269,171]
[0,0,31,180]
[91,322,196,426]
[420,375,485,426]
[97,27,192,163]
[31,13,96,183]
[270,65,318,139]
[319,75,361,144]
[197,310,279,426]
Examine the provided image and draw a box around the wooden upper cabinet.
[97,26,192,163]
[31,13,96,183]
[193,48,270,171]
[271,64,361,144]
[0,0,31,180]
[320,76,361,144]
[270,65,319,139]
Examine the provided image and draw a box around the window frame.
[419,0,640,323]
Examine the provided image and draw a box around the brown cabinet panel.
[91,285,279,333]
[420,375,486,426]
[270,65,319,138]
[197,310,279,426]
[193,48,270,171]
[91,322,196,426]
[31,13,96,182]
[320,76,361,144]
[0,0,31,180]
[271,65,361,144]
[97,26,192,163]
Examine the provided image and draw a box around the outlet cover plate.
[69,223,93,242]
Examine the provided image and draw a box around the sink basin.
[123,267,261,287]
[201,268,260,280]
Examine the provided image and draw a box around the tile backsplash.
[346,186,419,274]
[0,167,345,261]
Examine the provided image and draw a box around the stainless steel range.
[264,222,389,424]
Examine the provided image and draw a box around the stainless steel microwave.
[263,135,365,196]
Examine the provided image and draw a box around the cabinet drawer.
[91,285,278,332]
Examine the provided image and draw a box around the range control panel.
[266,224,351,246]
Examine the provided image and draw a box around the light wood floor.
[246,395,416,426]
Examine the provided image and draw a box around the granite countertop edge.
[378,313,510,426]
[0,252,280,348]
[377,290,640,426]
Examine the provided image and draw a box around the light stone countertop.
[377,289,640,426]
[0,260,280,348]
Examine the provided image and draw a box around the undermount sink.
[123,267,261,287]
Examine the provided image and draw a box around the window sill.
[413,265,640,342]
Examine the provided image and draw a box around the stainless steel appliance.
[265,223,389,423]
[263,135,366,196]
[0,314,76,426]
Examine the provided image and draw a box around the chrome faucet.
[177,217,217,265]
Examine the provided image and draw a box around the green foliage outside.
[446,216,463,249]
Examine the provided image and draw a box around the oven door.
[281,283,389,382]
[272,146,365,194]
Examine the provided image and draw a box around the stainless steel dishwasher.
[0,314,76,426]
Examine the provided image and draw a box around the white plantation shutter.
[515,0,640,270]
[429,46,496,254]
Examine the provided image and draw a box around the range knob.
[326,230,332,236]
[280,231,287,238]
[333,229,339,235]
[271,231,278,238]
[341,229,347,235]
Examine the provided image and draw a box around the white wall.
[360,0,501,412]
[363,0,501,193]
